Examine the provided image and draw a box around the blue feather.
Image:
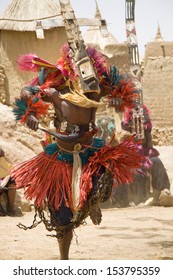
[25,86,40,94]
[39,67,46,85]
[13,98,28,120]
[32,97,39,103]
[103,66,120,86]
[110,66,120,86]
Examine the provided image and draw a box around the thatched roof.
[83,0,118,58]
[84,29,118,52]
[0,0,62,31]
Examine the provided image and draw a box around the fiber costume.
[10,43,146,237]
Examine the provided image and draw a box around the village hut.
[0,0,110,105]
[83,0,130,73]
[83,0,118,55]
[0,0,70,105]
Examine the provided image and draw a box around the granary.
[0,0,67,104]
[142,25,173,145]
[83,0,130,73]
[0,0,105,105]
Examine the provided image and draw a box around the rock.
[158,190,173,207]
[15,190,32,212]
[0,103,43,165]
[0,78,4,85]
[0,103,43,212]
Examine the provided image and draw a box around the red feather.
[108,80,138,112]
[20,97,49,123]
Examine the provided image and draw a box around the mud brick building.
[142,26,173,145]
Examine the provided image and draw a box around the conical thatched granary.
[0,0,105,105]
[83,0,130,73]
[142,25,173,145]
[83,0,118,56]
[0,0,68,105]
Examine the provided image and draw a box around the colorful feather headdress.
[16,44,109,91]
[14,44,110,120]
[102,66,140,112]
[15,44,140,117]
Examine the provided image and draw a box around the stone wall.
[152,127,173,146]
[144,41,173,64]
[142,56,173,145]
[0,65,7,104]
[0,103,43,165]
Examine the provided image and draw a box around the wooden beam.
[40,17,106,29]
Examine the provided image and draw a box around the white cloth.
[71,151,82,211]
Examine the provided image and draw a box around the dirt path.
[0,205,173,260]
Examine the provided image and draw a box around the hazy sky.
[0,0,173,57]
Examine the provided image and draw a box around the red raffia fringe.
[11,136,144,211]
[79,136,144,207]
[11,152,73,210]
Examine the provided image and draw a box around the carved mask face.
[75,44,100,94]
[79,59,95,80]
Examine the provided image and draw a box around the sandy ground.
[1,206,173,260]
[0,146,173,260]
